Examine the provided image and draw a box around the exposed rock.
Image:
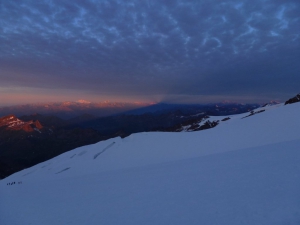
[0,115,43,132]
[221,117,230,121]
[285,94,300,105]
[242,109,265,119]
[34,120,43,129]
[195,120,219,131]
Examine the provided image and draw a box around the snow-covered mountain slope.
[1,102,300,225]
[173,102,282,131]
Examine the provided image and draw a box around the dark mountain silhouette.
[79,103,260,136]
[0,115,107,179]
[0,102,260,179]
[285,94,300,105]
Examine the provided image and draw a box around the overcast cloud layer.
[0,0,299,104]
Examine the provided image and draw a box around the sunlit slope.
[1,102,300,225]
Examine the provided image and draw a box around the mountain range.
[0,102,260,179]
[0,101,153,119]
[1,94,299,225]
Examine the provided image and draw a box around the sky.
[0,0,299,106]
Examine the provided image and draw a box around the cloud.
[0,0,299,103]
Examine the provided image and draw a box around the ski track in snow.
[78,150,87,156]
[94,142,116,159]
[55,167,71,174]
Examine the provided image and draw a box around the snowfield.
[1,103,300,225]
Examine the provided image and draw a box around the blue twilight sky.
[0,0,299,105]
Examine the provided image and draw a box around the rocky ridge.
[0,115,43,132]
[285,94,300,105]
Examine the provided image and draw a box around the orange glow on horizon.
[0,92,158,107]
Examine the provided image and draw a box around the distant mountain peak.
[0,114,18,126]
[261,100,280,107]
[76,100,91,104]
[0,114,43,132]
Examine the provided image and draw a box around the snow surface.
[1,103,300,225]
